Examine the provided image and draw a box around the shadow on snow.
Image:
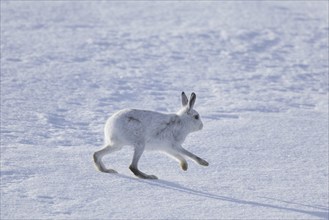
[117,174,329,219]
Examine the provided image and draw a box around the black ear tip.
[191,92,196,97]
[182,91,185,95]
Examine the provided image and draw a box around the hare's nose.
[199,123,203,130]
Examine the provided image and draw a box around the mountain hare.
[93,92,209,179]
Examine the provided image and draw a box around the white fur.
[93,92,209,179]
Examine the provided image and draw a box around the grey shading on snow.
[1,1,328,219]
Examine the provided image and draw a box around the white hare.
[93,92,209,179]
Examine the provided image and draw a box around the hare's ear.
[181,91,188,107]
[188,92,196,109]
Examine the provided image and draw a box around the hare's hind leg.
[129,144,158,179]
[93,144,121,173]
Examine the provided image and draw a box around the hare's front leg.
[129,144,158,179]
[175,154,188,171]
[166,150,188,171]
[177,146,209,166]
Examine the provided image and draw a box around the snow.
[1,1,328,219]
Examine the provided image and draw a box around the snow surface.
[1,1,328,219]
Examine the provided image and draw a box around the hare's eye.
[194,115,199,120]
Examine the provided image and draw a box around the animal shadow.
[117,174,328,219]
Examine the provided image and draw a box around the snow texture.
[1,1,328,219]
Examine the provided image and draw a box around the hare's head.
[177,92,203,132]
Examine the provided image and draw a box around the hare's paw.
[197,157,209,166]
[145,174,158,179]
[99,167,118,173]
[180,161,188,171]
[129,166,158,179]
[136,173,158,180]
